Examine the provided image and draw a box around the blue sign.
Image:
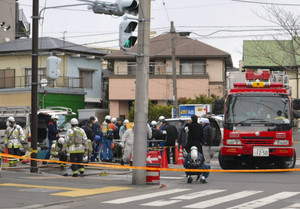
[179,105,195,118]
[172,107,177,118]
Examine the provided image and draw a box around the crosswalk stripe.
[171,189,227,200]
[227,192,300,209]
[281,203,300,209]
[184,190,262,208]
[141,199,182,206]
[102,189,191,204]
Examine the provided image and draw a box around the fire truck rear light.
[276,133,286,138]
[230,132,239,138]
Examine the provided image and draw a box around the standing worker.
[120,124,134,165]
[100,115,116,162]
[185,115,204,154]
[119,119,129,139]
[4,117,26,167]
[162,120,178,164]
[202,118,212,164]
[44,115,63,163]
[65,118,88,177]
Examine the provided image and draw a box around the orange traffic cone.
[174,143,179,164]
[177,146,184,165]
[161,147,169,168]
[4,148,9,163]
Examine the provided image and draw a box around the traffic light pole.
[132,0,151,185]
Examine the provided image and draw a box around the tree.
[243,6,300,97]
[128,100,173,122]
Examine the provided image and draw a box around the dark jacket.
[203,124,212,146]
[81,124,95,141]
[185,122,203,153]
[48,121,60,141]
[178,125,188,147]
[162,124,178,146]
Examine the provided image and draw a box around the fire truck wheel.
[218,152,237,169]
[276,150,296,169]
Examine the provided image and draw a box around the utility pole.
[30,0,38,173]
[171,21,178,118]
[132,0,151,185]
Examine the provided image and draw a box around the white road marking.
[172,189,226,200]
[184,190,262,208]
[227,192,300,209]
[102,189,191,204]
[281,203,300,209]
[141,199,182,206]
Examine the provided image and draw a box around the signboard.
[179,104,212,118]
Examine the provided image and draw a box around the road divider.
[1,153,299,173]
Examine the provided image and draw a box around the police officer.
[4,117,25,167]
[65,118,88,177]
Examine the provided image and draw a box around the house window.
[0,69,15,88]
[25,68,45,87]
[79,69,94,89]
[128,62,137,75]
[180,60,206,75]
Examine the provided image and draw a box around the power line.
[230,0,300,6]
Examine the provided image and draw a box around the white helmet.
[95,117,98,123]
[190,146,198,161]
[7,116,15,122]
[58,137,65,144]
[124,119,129,124]
[105,115,111,120]
[70,118,78,125]
[158,116,165,121]
[151,120,157,126]
[112,117,117,123]
[202,118,210,124]
[51,115,59,120]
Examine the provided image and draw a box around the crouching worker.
[65,118,88,177]
[184,146,210,184]
[50,138,68,168]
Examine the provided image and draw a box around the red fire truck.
[218,70,300,169]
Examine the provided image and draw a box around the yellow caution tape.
[0,153,299,173]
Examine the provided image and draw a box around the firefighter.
[50,137,68,168]
[4,117,26,167]
[65,118,88,177]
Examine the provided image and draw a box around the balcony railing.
[113,63,207,76]
[0,75,83,89]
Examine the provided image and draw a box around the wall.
[206,59,223,82]
[67,56,102,101]
[114,61,128,74]
[0,0,15,43]
[0,91,31,106]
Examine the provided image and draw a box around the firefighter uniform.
[4,117,25,167]
[65,118,88,177]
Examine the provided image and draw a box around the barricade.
[146,151,161,185]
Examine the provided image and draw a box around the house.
[0,0,30,43]
[105,33,233,118]
[242,40,300,98]
[0,37,107,115]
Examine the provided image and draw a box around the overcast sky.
[18,0,300,67]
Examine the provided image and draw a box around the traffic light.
[116,0,139,16]
[46,56,61,80]
[119,19,138,50]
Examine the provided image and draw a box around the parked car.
[165,116,222,157]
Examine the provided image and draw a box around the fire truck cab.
[219,70,300,169]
